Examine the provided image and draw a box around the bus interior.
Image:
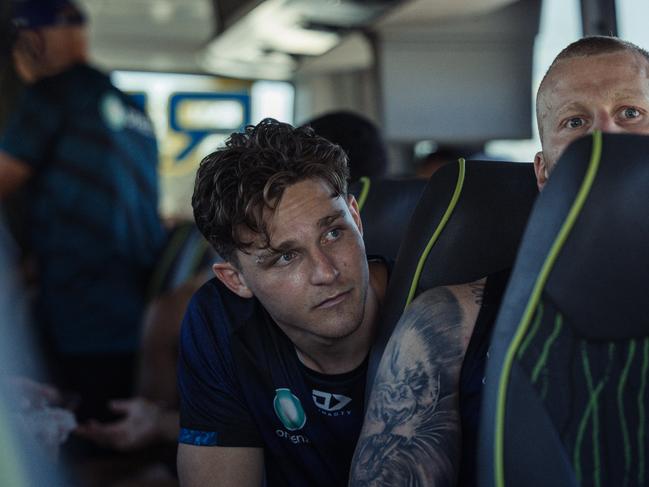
[0,0,647,485]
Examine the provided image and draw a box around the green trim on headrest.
[404,158,466,308]
[357,176,371,211]
[493,130,603,487]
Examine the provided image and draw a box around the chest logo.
[273,388,307,431]
[100,93,127,132]
[312,390,352,412]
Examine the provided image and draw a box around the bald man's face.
[535,50,649,190]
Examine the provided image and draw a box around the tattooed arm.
[350,282,484,487]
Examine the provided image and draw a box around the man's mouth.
[314,290,351,309]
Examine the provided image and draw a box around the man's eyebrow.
[318,210,345,229]
[611,88,648,101]
[554,101,585,117]
[254,210,347,263]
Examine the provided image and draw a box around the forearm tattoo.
[350,287,465,487]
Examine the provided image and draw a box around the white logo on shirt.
[312,390,352,412]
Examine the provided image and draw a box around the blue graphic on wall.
[169,92,250,162]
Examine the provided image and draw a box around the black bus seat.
[366,160,538,393]
[147,221,217,299]
[349,176,427,260]
[479,132,649,487]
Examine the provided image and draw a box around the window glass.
[485,0,581,162]
[616,0,649,48]
[111,72,294,218]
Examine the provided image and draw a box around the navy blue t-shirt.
[178,278,369,487]
[0,64,165,354]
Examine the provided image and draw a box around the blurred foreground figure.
[0,0,165,421]
[0,211,73,485]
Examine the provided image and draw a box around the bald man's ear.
[533,151,549,191]
[212,262,253,298]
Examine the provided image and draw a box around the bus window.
[485,0,581,162]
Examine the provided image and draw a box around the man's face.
[226,178,369,345]
[535,50,649,190]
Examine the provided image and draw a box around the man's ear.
[15,30,44,61]
[533,151,549,191]
[212,262,253,298]
[347,194,363,236]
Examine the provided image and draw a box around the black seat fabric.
[147,221,216,299]
[366,160,538,390]
[349,177,426,261]
[479,132,649,487]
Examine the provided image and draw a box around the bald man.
[349,35,649,487]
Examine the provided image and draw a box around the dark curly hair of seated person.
[192,118,350,263]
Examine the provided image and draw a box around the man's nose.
[309,248,339,285]
[592,113,623,133]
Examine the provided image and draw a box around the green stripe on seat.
[357,176,371,211]
[517,303,544,360]
[638,339,649,485]
[574,343,614,487]
[493,131,603,487]
[404,158,466,308]
[530,312,562,383]
[618,340,636,487]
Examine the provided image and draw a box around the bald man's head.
[534,36,649,190]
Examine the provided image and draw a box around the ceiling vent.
[200,0,402,79]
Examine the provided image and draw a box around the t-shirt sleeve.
[177,284,263,448]
[0,87,63,170]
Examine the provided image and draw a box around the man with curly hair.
[177,118,389,486]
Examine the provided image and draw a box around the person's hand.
[4,376,77,458]
[7,376,62,410]
[75,397,166,451]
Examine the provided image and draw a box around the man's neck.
[294,261,388,375]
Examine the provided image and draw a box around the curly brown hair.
[192,118,350,262]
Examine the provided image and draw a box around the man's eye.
[566,117,585,129]
[324,228,342,242]
[622,107,641,119]
[275,252,296,266]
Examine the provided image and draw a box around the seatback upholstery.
[366,160,538,390]
[349,177,427,260]
[147,221,216,298]
[479,132,649,487]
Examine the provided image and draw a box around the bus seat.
[349,177,427,260]
[366,160,538,392]
[479,132,649,487]
[147,221,216,299]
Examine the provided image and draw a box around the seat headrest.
[501,132,649,340]
[147,222,214,298]
[367,160,538,387]
[349,177,427,260]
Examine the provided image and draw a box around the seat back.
[479,132,649,487]
[366,160,538,390]
[349,177,427,260]
[147,221,216,298]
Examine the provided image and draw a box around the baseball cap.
[11,0,86,30]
